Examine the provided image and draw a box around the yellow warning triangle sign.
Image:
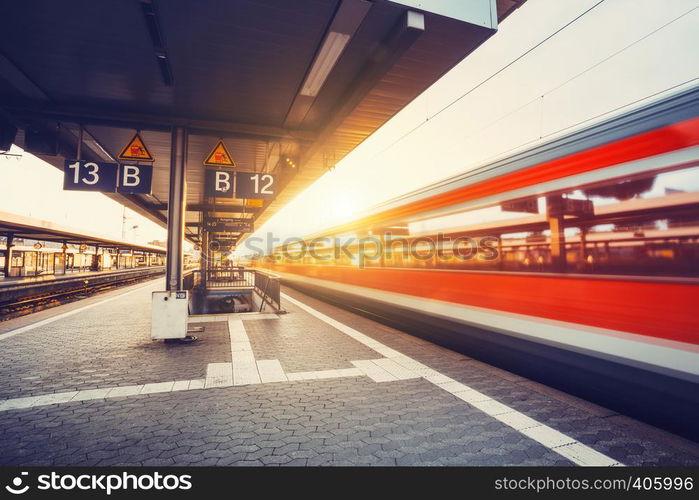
[204,140,236,167]
[118,133,155,162]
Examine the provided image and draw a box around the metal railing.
[182,267,282,313]
[205,268,255,288]
[254,270,281,312]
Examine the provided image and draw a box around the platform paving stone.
[244,309,378,372]
[0,281,230,399]
[1,281,699,466]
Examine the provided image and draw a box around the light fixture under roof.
[299,31,351,97]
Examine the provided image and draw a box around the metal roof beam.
[0,54,49,102]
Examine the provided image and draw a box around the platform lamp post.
[79,243,87,272]
[61,241,67,275]
[3,233,14,278]
[33,242,42,276]
[92,244,100,272]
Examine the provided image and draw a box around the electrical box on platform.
[151,290,189,340]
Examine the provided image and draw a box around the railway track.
[0,268,164,321]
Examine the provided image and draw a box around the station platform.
[0,266,163,286]
[0,278,698,467]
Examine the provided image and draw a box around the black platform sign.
[235,172,276,199]
[205,169,235,198]
[117,164,153,194]
[205,217,253,233]
[547,197,594,217]
[502,197,539,214]
[63,160,118,192]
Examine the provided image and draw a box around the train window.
[395,165,698,277]
[476,165,699,276]
[272,164,698,278]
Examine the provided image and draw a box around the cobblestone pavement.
[245,313,378,372]
[0,279,697,466]
[0,281,230,400]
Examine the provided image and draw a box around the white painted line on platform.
[72,388,113,402]
[0,281,155,341]
[205,363,234,388]
[228,319,262,385]
[33,392,79,406]
[107,385,144,398]
[554,442,621,467]
[285,368,363,381]
[493,411,541,431]
[141,381,176,394]
[171,380,191,392]
[351,360,398,382]
[0,396,42,411]
[257,360,287,383]
[281,291,624,467]
[372,358,420,380]
[520,425,577,449]
[228,318,250,343]
[188,379,205,390]
[286,371,318,381]
[231,341,253,352]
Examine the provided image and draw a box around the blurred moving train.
[258,86,699,438]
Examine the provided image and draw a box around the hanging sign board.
[205,217,253,233]
[117,164,153,194]
[501,197,539,214]
[63,160,118,192]
[205,169,235,198]
[236,172,276,199]
[547,197,594,218]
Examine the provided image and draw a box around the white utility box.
[151,290,189,340]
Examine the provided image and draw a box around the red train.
[258,86,699,439]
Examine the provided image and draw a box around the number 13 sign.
[63,160,118,191]
[63,160,152,194]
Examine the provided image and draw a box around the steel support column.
[61,241,67,274]
[165,126,187,291]
[92,244,100,271]
[3,233,13,278]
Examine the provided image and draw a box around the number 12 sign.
[235,172,276,199]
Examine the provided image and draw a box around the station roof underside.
[0,211,166,253]
[0,0,524,245]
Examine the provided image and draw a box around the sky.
[1,0,697,252]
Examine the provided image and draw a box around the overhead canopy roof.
[0,211,166,253]
[0,0,524,245]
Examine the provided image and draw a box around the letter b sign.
[117,164,153,194]
[205,169,234,198]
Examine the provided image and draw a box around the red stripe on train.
[271,264,699,345]
[362,117,699,228]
